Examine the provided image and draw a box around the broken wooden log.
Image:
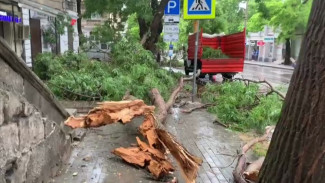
[233,126,274,183]
[65,100,155,128]
[64,78,202,183]
[243,157,265,182]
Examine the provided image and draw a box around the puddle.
[171,107,180,123]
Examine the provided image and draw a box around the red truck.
[185,29,246,80]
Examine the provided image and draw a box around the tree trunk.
[76,0,82,44]
[138,17,150,40]
[143,0,170,54]
[259,1,325,182]
[283,38,291,65]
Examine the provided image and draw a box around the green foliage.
[34,53,57,81]
[111,39,158,69]
[184,84,193,92]
[253,143,268,157]
[126,13,140,41]
[250,0,313,41]
[202,47,229,59]
[91,21,120,43]
[35,41,181,103]
[33,51,88,81]
[200,2,229,34]
[83,0,154,40]
[202,82,283,133]
[217,0,248,33]
[247,12,268,32]
[42,14,74,45]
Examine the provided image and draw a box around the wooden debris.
[243,157,265,182]
[112,147,152,167]
[64,78,202,183]
[64,100,155,128]
[233,126,274,183]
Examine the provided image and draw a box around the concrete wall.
[0,38,71,183]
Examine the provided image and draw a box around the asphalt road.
[240,64,294,86]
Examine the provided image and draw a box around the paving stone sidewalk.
[52,109,243,183]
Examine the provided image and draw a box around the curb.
[245,62,295,71]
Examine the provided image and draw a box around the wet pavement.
[50,63,292,183]
[164,63,294,87]
[241,64,294,86]
[52,109,243,183]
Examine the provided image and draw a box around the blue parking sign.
[164,0,180,15]
[184,0,216,19]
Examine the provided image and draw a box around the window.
[65,0,76,11]
[100,43,108,50]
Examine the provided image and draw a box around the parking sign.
[184,0,216,19]
[164,0,180,15]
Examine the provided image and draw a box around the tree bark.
[143,0,170,54]
[138,17,150,41]
[259,0,325,182]
[283,38,291,65]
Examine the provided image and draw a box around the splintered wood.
[233,126,274,183]
[65,100,202,182]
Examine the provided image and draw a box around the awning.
[18,2,61,17]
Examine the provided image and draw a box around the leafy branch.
[232,78,285,100]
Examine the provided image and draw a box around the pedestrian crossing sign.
[184,0,216,19]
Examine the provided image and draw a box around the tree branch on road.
[233,78,285,100]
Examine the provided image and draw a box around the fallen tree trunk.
[65,78,202,182]
[243,157,265,182]
[233,126,274,183]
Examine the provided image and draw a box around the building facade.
[246,26,284,62]
[0,0,79,67]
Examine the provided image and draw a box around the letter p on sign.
[164,0,180,15]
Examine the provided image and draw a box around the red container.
[186,29,246,77]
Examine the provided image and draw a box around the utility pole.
[244,0,249,60]
[192,20,200,102]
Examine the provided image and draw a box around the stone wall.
[0,38,71,183]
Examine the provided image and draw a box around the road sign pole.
[192,20,200,102]
[169,42,172,72]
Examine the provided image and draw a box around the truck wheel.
[184,60,190,76]
[184,67,190,76]
[199,73,206,78]
[222,73,234,81]
[209,74,214,81]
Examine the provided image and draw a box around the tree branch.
[233,126,275,183]
[233,78,285,100]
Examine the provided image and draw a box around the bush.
[35,41,182,103]
[202,82,283,133]
[33,51,88,80]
